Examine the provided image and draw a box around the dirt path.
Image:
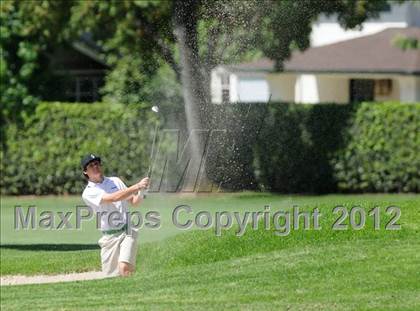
[1,271,113,286]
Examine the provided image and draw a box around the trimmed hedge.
[333,102,420,192]
[206,102,355,193]
[254,103,356,193]
[207,101,419,193]
[1,101,419,194]
[1,102,157,195]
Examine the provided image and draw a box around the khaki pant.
[98,228,139,277]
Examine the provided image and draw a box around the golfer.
[81,154,149,277]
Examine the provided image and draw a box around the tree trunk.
[173,0,211,191]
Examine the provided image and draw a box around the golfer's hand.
[136,177,150,190]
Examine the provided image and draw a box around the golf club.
[140,105,160,198]
[148,105,160,174]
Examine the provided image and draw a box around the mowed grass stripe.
[1,194,418,276]
[1,194,419,310]
[2,193,418,245]
[1,238,419,310]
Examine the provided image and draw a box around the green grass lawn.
[1,193,419,310]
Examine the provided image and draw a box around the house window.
[221,73,230,103]
[66,76,103,102]
[76,76,100,102]
[350,79,374,102]
[375,79,392,96]
[350,79,393,102]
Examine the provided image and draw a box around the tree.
[0,0,72,125]
[2,0,391,172]
[66,0,390,161]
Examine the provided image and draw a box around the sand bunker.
[1,271,113,286]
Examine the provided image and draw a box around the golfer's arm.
[101,185,140,203]
[130,193,143,206]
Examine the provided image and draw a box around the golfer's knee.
[119,262,134,277]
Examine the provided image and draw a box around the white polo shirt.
[82,176,130,231]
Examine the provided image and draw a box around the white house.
[211,1,420,104]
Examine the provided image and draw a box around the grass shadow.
[0,244,99,251]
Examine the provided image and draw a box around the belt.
[102,224,128,235]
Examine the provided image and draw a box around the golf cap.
[81,154,101,170]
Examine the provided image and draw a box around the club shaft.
[147,121,159,178]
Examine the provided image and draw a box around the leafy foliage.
[1,101,418,194]
[208,102,419,193]
[333,102,420,192]
[0,0,72,125]
[1,102,157,195]
[231,0,390,70]
[392,34,420,50]
[1,0,391,139]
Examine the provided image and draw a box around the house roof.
[50,44,108,73]
[229,27,420,75]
